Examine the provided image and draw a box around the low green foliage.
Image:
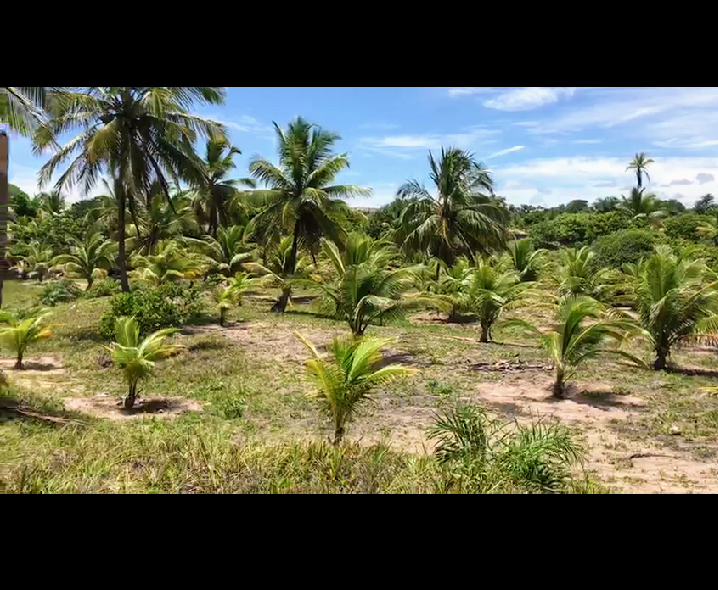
[428,405,587,493]
[84,278,121,298]
[39,279,83,306]
[592,229,658,269]
[663,213,714,242]
[530,211,632,249]
[99,283,205,340]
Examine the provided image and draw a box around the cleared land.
[2,280,718,493]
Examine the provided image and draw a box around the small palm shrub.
[555,246,617,300]
[99,283,204,340]
[630,246,718,369]
[84,278,121,299]
[507,239,545,282]
[106,317,185,409]
[317,234,421,336]
[39,279,83,306]
[505,296,644,397]
[295,332,415,445]
[0,310,53,369]
[213,273,252,326]
[52,232,115,289]
[428,405,587,493]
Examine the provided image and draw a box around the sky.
[5,87,718,209]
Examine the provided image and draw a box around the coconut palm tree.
[295,332,415,445]
[247,116,371,313]
[0,309,53,369]
[107,316,184,409]
[465,260,526,342]
[214,273,252,326]
[34,87,227,292]
[318,234,420,337]
[507,239,545,282]
[36,190,65,216]
[130,240,208,285]
[555,246,616,300]
[22,241,54,282]
[52,232,115,289]
[621,187,662,218]
[188,138,256,238]
[630,246,718,370]
[395,148,509,277]
[694,193,716,214]
[627,152,655,189]
[505,296,644,397]
[198,224,255,277]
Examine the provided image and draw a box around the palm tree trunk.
[0,131,7,310]
[333,425,344,447]
[220,307,227,326]
[86,275,93,290]
[553,367,565,398]
[272,222,300,314]
[654,346,669,370]
[480,323,489,343]
[117,179,129,293]
[637,170,642,190]
[124,381,137,410]
[15,347,24,370]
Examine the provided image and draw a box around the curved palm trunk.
[86,275,93,290]
[15,345,25,370]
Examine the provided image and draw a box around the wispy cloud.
[483,87,577,111]
[487,145,525,159]
[447,87,496,97]
[358,127,499,157]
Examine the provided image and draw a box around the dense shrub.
[663,213,713,242]
[84,278,121,298]
[99,282,205,339]
[530,211,632,249]
[592,229,658,269]
[39,279,83,306]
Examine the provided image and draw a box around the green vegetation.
[296,332,414,445]
[0,309,53,369]
[3,92,718,494]
[107,317,184,409]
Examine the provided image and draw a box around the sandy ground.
[63,395,203,420]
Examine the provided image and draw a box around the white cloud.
[358,127,499,159]
[494,156,718,207]
[483,87,577,111]
[572,139,602,144]
[488,145,525,159]
[9,162,108,203]
[447,87,496,97]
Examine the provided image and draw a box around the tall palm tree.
[52,232,116,289]
[188,138,256,238]
[626,152,654,189]
[1,87,52,137]
[1,88,55,311]
[396,147,509,277]
[247,116,371,313]
[34,87,227,292]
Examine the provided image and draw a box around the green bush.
[99,282,205,340]
[663,213,713,242]
[530,211,632,249]
[592,229,658,269]
[39,279,83,306]
[84,278,121,298]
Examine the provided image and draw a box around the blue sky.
[6,87,718,208]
